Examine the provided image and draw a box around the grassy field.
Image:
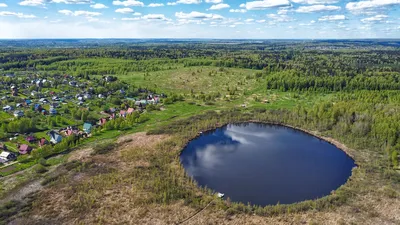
[1,64,399,225]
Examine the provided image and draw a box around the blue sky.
[0,0,399,38]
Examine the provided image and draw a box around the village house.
[11,85,18,96]
[39,138,49,147]
[26,135,37,144]
[69,81,77,86]
[19,144,33,155]
[83,123,93,134]
[39,98,49,103]
[48,131,63,144]
[119,110,127,118]
[3,105,13,111]
[64,126,79,136]
[13,110,24,118]
[127,108,135,115]
[99,118,107,126]
[49,107,57,115]
[33,103,41,111]
[0,151,17,163]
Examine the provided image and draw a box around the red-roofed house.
[119,110,127,117]
[19,144,32,155]
[99,118,107,126]
[65,129,74,136]
[26,136,36,143]
[127,108,134,115]
[39,138,48,147]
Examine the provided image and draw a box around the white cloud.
[59,10,102,17]
[241,0,291,10]
[115,8,134,13]
[87,17,99,22]
[361,14,388,23]
[122,17,141,20]
[168,0,201,5]
[205,0,222,3]
[142,14,169,20]
[267,14,293,22]
[319,15,346,21]
[256,19,266,23]
[0,3,7,7]
[19,0,45,6]
[346,0,400,14]
[90,3,108,9]
[148,3,164,7]
[58,9,73,15]
[175,11,224,20]
[51,0,92,3]
[74,11,100,16]
[175,11,210,19]
[0,11,36,18]
[245,18,254,22]
[133,12,141,16]
[277,8,289,14]
[230,9,247,13]
[209,3,230,10]
[291,0,339,4]
[295,5,340,13]
[50,19,62,23]
[113,0,144,7]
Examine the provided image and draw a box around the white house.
[13,110,24,118]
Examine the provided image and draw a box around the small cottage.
[19,144,32,155]
[13,110,24,118]
[48,131,63,144]
[119,110,127,118]
[127,108,135,115]
[26,136,36,143]
[83,123,92,134]
[99,118,107,126]
[0,151,17,163]
[49,107,57,115]
[39,138,48,147]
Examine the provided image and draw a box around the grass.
[0,64,398,224]
[118,66,263,95]
[17,110,399,224]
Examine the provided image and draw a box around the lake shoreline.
[184,120,356,162]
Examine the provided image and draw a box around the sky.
[0,0,399,39]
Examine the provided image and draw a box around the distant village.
[0,72,166,165]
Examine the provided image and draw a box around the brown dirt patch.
[9,131,400,225]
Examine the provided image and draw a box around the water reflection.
[180,123,355,206]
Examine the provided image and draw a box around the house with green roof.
[83,123,93,134]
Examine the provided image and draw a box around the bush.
[91,141,116,155]
[38,158,48,167]
[35,164,48,174]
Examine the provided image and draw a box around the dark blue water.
[180,123,355,206]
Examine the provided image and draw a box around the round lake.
[180,123,356,206]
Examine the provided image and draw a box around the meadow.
[0,40,399,224]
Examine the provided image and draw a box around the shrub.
[91,141,116,155]
[35,164,48,174]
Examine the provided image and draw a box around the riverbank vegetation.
[0,40,399,224]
